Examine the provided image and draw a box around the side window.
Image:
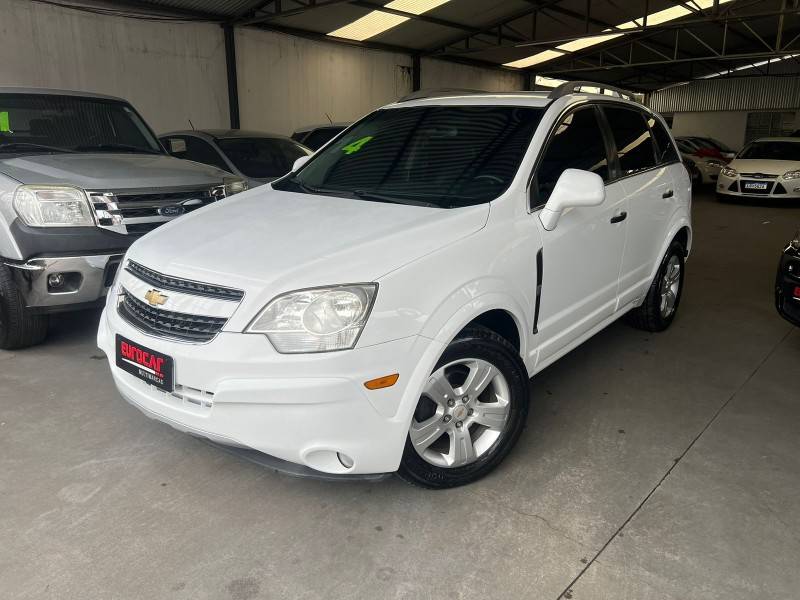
[184,137,231,172]
[603,106,658,176]
[647,115,680,164]
[534,107,610,207]
[162,136,188,158]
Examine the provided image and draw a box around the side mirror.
[292,155,311,172]
[539,168,605,231]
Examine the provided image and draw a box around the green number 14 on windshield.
[342,136,373,155]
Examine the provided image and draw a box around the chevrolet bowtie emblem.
[144,289,168,307]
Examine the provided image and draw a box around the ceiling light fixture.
[329,0,452,41]
[505,0,734,69]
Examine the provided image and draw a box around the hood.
[126,187,489,314]
[729,158,800,176]
[0,153,229,189]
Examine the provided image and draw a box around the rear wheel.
[0,265,49,350]
[625,241,685,332]
[397,326,529,489]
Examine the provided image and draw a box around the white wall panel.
[236,28,412,135]
[0,0,229,133]
[421,59,524,92]
[671,111,749,151]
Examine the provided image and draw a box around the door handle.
[610,211,627,224]
[662,189,674,198]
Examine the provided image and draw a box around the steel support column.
[223,25,240,130]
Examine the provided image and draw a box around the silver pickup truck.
[0,88,247,349]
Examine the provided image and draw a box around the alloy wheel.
[410,358,510,468]
[659,255,681,318]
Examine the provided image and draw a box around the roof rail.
[548,81,635,102]
[397,88,487,102]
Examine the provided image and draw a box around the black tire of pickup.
[0,264,49,350]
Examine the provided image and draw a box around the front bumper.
[4,254,124,312]
[716,175,800,199]
[97,303,443,475]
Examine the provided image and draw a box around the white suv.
[98,84,691,489]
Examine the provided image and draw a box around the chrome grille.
[90,186,225,235]
[125,261,244,301]
[739,173,778,179]
[118,289,227,343]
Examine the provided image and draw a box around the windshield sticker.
[0,112,9,132]
[342,136,373,155]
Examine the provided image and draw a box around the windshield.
[0,93,162,155]
[217,137,310,179]
[274,105,543,208]
[738,141,800,161]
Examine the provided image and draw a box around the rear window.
[603,106,658,176]
[275,105,544,208]
[647,115,679,164]
[217,137,309,179]
[738,141,800,161]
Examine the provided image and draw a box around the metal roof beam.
[236,0,355,25]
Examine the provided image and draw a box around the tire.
[0,264,49,350]
[396,326,529,489]
[625,241,685,332]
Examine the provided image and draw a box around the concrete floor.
[1,190,798,600]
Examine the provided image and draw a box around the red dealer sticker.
[116,335,174,392]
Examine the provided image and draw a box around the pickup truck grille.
[89,186,225,236]
[118,289,227,343]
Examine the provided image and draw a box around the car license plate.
[115,334,174,392]
[743,181,768,190]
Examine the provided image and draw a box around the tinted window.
[302,127,346,151]
[179,137,230,172]
[738,141,800,161]
[0,93,161,155]
[275,106,543,209]
[217,137,310,179]
[535,107,610,205]
[647,115,679,164]
[604,107,657,176]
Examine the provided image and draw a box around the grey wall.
[0,0,230,133]
[671,111,750,151]
[420,59,525,92]
[235,28,413,134]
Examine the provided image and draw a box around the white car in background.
[676,137,728,185]
[717,137,800,201]
[98,85,692,489]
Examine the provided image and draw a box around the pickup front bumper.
[3,253,124,312]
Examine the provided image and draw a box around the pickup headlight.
[223,176,248,196]
[782,170,800,180]
[247,284,377,353]
[13,185,94,227]
[720,166,737,178]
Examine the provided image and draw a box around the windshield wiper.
[0,142,71,153]
[352,189,442,208]
[75,143,160,155]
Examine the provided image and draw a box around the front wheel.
[0,264,49,350]
[396,326,529,489]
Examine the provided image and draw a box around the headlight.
[13,185,94,227]
[721,166,737,178]
[782,170,800,180]
[706,160,724,169]
[247,284,378,353]
[223,176,248,196]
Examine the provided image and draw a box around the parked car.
[0,88,247,350]
[98,86,691,488]
[717,137,800,201]
[675,136,728,185]
[682,136,736,161]
[291,123,349,151]
[775,229,800,327]
[160,129,311,187]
